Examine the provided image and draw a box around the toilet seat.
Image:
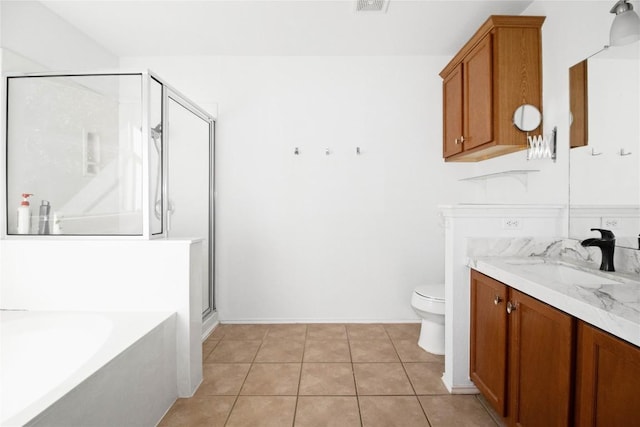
[414,284,445,302]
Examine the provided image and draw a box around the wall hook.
[356,147,361,155]
[325,148,330,155]
[619,148,632,156]
[294,147,299,155]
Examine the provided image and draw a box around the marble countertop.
[468,256,640,348]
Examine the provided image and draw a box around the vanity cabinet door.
[508,289,574,427]
[575,321,640,426]
[470,270,508,416]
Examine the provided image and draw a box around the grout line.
[345,329,364,427]
[291,327,307,427]
[392,331,435,426]
[167,323,457,426]
[224,326,269,426]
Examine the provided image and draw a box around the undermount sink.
[504,260,621,287]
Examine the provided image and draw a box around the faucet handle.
[589,228,616,240]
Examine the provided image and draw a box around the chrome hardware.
[506,301,516,314]
[167,200,175,231]
[493,295,502,305]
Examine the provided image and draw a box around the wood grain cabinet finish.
[508,289,574,427]
[575,321,640,426]
[442,65,464,158]
[440,15,545,162]
[470,270,574,427]
[569,60,588,148]
[470,270,509,416]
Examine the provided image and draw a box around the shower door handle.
[167,200,175,231]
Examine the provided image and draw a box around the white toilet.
[411,284,445,355]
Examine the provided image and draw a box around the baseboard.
[201,311,219,341]
[441,374,479,394]
[217,318,421,324]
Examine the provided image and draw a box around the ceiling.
[41,0,535,57]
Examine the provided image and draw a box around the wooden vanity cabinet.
[470,270,509,415]
[575,321,640,426]
[470,270,574,426]
[508,289,574,427]
[440,15,545,162]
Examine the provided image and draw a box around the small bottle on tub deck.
[38,200,51,235]
[16,193,33,234]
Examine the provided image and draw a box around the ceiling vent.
[355,0,389,13]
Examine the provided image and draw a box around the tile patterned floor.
[159,323,499,427]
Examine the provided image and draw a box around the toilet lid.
[414,284,445,302]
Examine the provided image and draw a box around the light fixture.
[355,0,389,13]
[609,0,640,46]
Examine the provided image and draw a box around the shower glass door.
[166,91,215,317]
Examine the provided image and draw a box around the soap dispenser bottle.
[38,200,51,235]
[16,193,33,234]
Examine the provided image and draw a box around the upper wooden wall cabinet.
[440,15,545,162]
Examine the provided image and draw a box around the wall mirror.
[569,41,640,249]
[513,104,542,132]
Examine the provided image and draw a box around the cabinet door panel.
[509,290,573,427]
[569,60,588,148]
[464,35,493,150]
[443,65,464,158]
[470,270,508,416]
[576,322,640,426]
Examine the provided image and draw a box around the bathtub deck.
[1,311,176,426]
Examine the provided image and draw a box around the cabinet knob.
[493,295,502,305]
[459,135,465,143]
[454,136,465,145]
[506,301,516,314]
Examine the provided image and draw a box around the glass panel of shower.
[166,91,215,315]
[3,70,216,315]
[5,73,152,236]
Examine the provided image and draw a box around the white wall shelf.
[459,169,540,188]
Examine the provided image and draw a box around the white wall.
[121,55,469,322]
[120,1,622,321]
[0,1,118,72]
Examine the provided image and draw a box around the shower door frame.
[162,85,216,317]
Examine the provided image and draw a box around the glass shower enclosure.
[2,71,216,317]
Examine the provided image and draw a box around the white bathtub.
[0,311,177,426]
